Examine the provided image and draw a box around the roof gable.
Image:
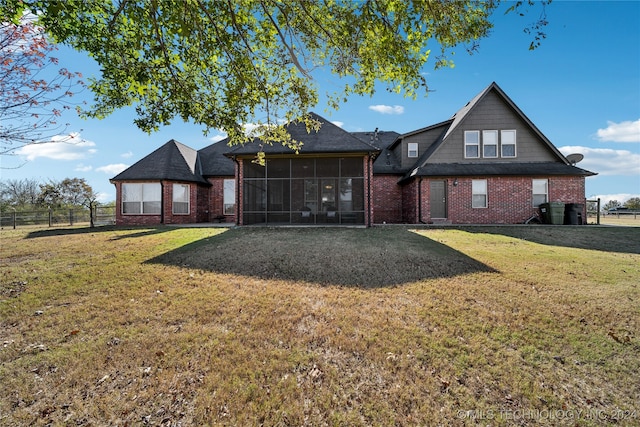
[398,82,597,181]
[442,82,568,162]
[227,112,380,156]
[111,139,208,184]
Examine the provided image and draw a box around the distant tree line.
[0,177,97,212]
[603,198,640,212]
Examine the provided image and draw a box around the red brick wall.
[113,181,209,226]
[207,177,237,224]
[421,176,586,224]
[162,181,199,225]
[114,174,586,226]
[402,180,419,224]
[113,181,164,226]
[196,184,210,223]
[372,175,403,223]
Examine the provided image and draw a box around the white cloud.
[242,122,262,137]
[15,133,97,161]
[559,146,640,176]
[590,193,640,206]
[96,192,113,203]
[369,105,405,115]
[596,119,640,143]
[121,151,133,158]
[331,121,344,128]
[74,164,93,172]
[95,163,128,175]
[209,133,228,143]
[208,124,261,141]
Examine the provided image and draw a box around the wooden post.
[49,208,53,227]
[89,202,95,228]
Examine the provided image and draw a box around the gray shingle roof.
[352,130,403,174]
[198,139,236,176]
[351,130,400,150]
[402,162,597,183]
[111,139,209,184]
[226,112,380,156]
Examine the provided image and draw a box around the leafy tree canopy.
[624,197,640,210]
[38,177,97,208]
[603,199,622,211]
[2,0,549,151]
[1,177,96,209]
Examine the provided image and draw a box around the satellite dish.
[566,153,584,165]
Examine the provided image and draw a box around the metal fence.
[0,206,116,229]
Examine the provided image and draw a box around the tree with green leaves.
[2,0,549,152]
[37,177,96,208]
[624,197,640,210]
[603,200,622,212]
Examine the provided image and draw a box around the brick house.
[111,82,596,226]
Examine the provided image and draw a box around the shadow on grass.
[24,225,173,240]
[454,225,640,255]
[145,227,497,287]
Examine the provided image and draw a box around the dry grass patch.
[1,225,639,426]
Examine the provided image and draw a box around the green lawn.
[1,225,639,426]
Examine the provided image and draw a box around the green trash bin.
[539,202,565,224]
[548,201,565,225]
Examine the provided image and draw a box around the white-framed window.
[482,130,498,158]
[501,130,516,157]
[172,183,190,214]
[223,179,235,215]
[408,142,418,158]
[472,179,487,208]
[465,131,480,158]
[532,179,548,207]
[122,183,161,214]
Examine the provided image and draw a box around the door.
[430,180,447,218]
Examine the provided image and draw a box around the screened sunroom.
[241,156,366,225]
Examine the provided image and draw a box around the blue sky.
[2,1,639,206]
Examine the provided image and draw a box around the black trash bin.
[539,203,551,224]
[564,203,584,225]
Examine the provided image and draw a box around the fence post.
[49,208,53,227]
[69,209,73,226]
[596,198,600,225]
[13,210,16,229]
[89,202,95,228]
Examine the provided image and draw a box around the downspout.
[367,155,372,227]
[160,180,165,224]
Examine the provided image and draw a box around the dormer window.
[464,131,480,158]
[408,142,418,158]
